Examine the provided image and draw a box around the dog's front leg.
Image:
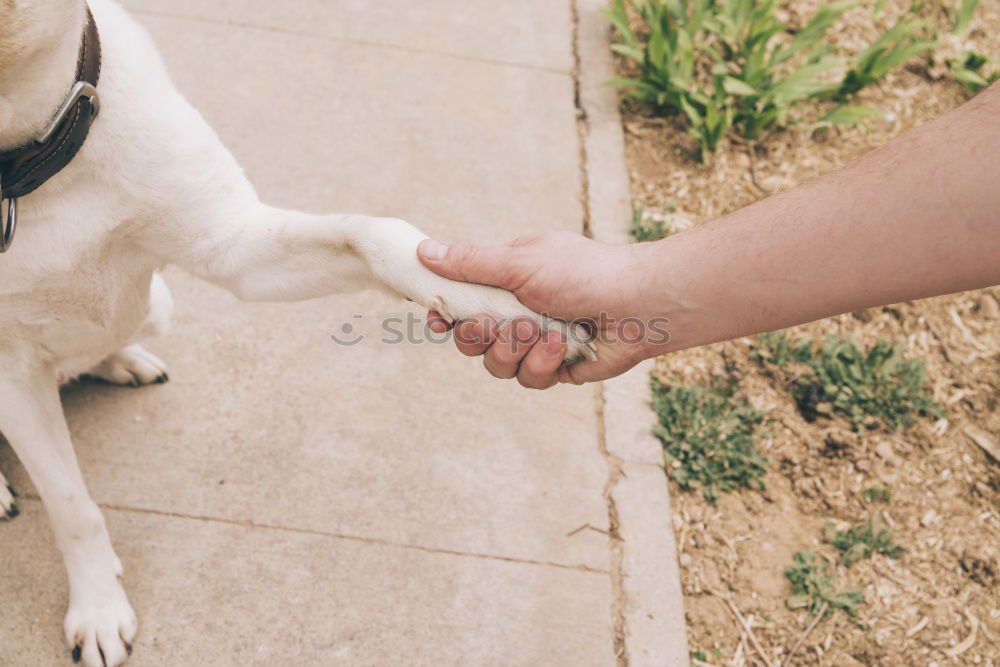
[151,202,593,358]
[0,365,136,667]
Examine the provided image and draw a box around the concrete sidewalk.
[0,1,685,664]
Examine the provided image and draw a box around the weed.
[785,550,864,618]
[752,333,940,429]
[794,336,941,430]
[630,204,669,242]
[689,647,722,665]
[825,514,906,567]
[750,330,811,366]
[651,376,767,502]
[861,484,892,503]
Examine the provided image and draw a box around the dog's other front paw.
[87,344,169,387]
[0,470,18,520]
[64,584,137,667]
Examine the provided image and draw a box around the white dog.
[0,2,592,664]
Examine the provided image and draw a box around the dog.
[0,1,593,664]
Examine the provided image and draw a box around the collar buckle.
[35,81,100,144]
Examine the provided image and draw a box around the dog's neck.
[0,3,86,151]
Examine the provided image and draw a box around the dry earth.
[613,0,1000,664]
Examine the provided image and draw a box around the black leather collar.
[0,6,101,252]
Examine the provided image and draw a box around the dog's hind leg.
[88,272,173,386]
[0,365,136,667]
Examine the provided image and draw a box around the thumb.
[417,239,522,290]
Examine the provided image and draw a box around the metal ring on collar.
[0,174,17,253]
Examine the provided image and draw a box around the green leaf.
[953,66,989,90]
[767,56,842,104]
[723,77,759,96]
[821,105,884,124]
[610,44,644,62]
[953,0,980,37]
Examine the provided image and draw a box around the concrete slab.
[121,0,574,72]
[0,500,614,666]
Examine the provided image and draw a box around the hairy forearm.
[641,83,1000,354]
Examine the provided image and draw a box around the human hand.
[416,231,669,388]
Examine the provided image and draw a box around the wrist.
[628,232,704,358]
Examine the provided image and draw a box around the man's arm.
[645,81,1000,353]
[418,82,1000,388]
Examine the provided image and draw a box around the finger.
[426,310,452,334]
[417,239,522,290]
[483,317,539,380]
[557,343,641,385]
[516,332,565,390]
[452,315,499,357]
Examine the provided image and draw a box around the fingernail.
[515,320,535,342]
[418,239,448,261]
[544,334,566,357]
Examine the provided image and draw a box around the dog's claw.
[0,480,17,520]
[72,645,81,663]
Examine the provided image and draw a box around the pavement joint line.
[13,493,609,575]
[570,0,629,663]
[131,8,572,78]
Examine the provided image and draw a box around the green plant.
[825,514,906,567]
[689,648,722,665]
[861,484,892,503]
[952,0,980,37]
[949,50,999,94]
[793,335,941,431]
[750,330,812,366]
[606,0,860,160]
[651,376,767,502]
[785,550,864,618]
[605,0,934,160]
[630,204,669,242]
[834,13,935,101]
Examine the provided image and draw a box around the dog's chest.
[0,232,156,364]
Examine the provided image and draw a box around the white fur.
[0,2,592,665]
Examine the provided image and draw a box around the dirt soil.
[613,1,1000,665]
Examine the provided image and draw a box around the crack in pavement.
[13,494,609,575]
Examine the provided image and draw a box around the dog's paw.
[64,585,137,667]
[359,219,596,363]
[87,344,169,387]
[0,470,18,521]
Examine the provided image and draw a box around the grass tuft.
[785,550,864,618]
[752,332,941,431]
[651,376,767,503]
[825,514,906,567]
